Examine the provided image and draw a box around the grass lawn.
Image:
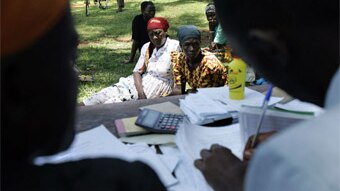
[71,0,211,103]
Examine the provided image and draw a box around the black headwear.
[177,25,201,44]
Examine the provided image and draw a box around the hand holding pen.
[243,85,275,161]
[243,131,276,161]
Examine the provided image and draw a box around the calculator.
[135,108,184,134]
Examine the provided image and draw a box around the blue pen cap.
[265,85,273,101]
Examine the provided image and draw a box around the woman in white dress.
[83,17,181,105]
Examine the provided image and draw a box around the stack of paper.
[239,101,322,143]
[174,119,244,191]
[180,93,233,125]
[180,86,283,125]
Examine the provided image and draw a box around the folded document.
[239,103,322,143]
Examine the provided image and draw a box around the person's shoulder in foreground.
[246,69,340,191]
[193,0,339,190]
[6,158,164,190]
[1,1,165,190]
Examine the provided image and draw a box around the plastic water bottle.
[228,57,247,100]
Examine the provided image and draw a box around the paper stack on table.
[180,93,233,125]
[180,86,283,125]
[239,99,324,143]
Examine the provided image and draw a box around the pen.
[250,84,273,148]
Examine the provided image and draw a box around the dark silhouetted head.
[214,0,339,106]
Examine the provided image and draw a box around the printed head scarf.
[177,25,201,44]
[1,0,68,56]
[147,17,169,32]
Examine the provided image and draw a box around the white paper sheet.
[159,145,198,191]
[239,100,321,143]
[198,86,283,110]
[274,99,324,116]
[174,119,245,191]
[34,125,178,187]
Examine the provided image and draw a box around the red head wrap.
[147,17,169,32]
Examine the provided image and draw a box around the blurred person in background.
[171,25,228,94]
[116,0,124,12]
[84,17,180,105]
[125,1,156,64]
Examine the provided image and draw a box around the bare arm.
[128,40,139,63]
[125,40,139,64]
[133,72,146,99]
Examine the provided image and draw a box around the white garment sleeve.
[133,42,150,73]
[245,107,340,191]
[325,69,340,108]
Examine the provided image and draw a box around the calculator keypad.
[158,113,184,132]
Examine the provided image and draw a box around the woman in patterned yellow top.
[171,25,228,94]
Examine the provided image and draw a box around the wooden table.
[75,95,186,134]
[75,85,270,135]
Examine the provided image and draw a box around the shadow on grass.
[76,46,134,83]
[156,0,210,12]
[72,0,211,101]
[72,0,209,41]
[72,3,139,41]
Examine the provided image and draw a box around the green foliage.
[71,0,210,102]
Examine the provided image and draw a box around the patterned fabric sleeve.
[201,55,228,87]
[171,51,184,87]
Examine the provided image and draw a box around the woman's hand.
[133,72,146,99]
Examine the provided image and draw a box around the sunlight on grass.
[71,0,210,102]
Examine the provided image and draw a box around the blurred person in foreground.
[1,1,165,190]
[194,0,339,191]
